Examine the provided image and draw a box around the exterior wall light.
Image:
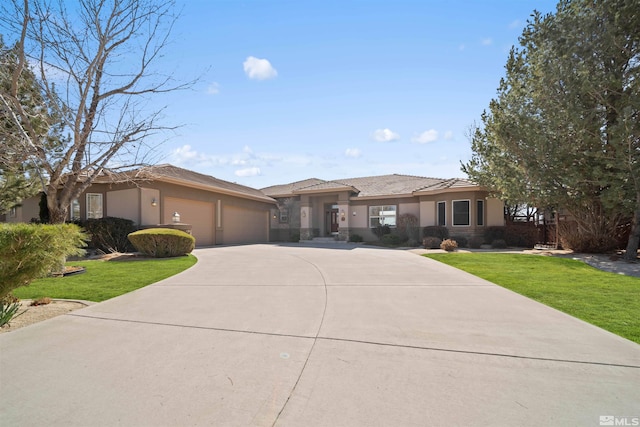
[172,211,180,223]
[151,198,157,207]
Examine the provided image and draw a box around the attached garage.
[164,197,215,246]
[222,206,269,244]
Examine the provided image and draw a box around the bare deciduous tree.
[0,0,191,223]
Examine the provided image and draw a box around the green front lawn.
[12,255,197,302]
[424,253,640,344]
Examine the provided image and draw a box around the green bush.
[81,217,137,253]
[423,236,442,249]
[485,226,507,244]
[423,226,449,240]
[491,239,508,249]
[451,235,468,248]
[0,223,87,299]
[440,239,458,252]
[289,232,300,242]
[349,234,363,243]
[469,236,484,249]
[128,228,195,258]
[374,225,391,240]
[381,233,404,246]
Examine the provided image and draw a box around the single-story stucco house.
[263,174,504,242]
[5,165,504,246]
[5,164,277,246]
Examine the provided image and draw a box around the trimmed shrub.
[397,213,420,241]
[289,232,300,242]
[423,226,449,240]
[128,228,195,258]
[82,217,137,253]
[491,239,508,249]
[440,239,458,252]
[423,236,442,249]
[381,233,404,246]
[485,227,507,244]
[0,223,87,299]
[469,236,484,249]
[406,238,420,247]
[349,234,363,243]
[374,225,391,240]
[451,235,468,248]
[504,222,539,248]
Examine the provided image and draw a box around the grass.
[12,255,197,302]
[424,253,640,344]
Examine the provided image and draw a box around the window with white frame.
[476,199,484,226]
[452,200,470,226]
[86,193,103,219]
[70,199,80,221]
[437,201,446,226]
[369,205,397,228]
[9,207,17,218]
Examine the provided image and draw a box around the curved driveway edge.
[1,243,638,426]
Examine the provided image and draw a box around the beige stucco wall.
[419,200,436,227]
[486,197,505,226]
[399,202,419,218]
[350,205,368,228]
[5,196,40,223]
[140,188,160,226]
[107,188,139,224]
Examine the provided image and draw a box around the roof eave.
[412,185,485,196]
[158,176,277,204]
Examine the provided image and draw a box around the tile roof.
[260,178,327,197]
[262,173,479,199]
[96,164,277,203]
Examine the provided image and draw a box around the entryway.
[325,204,339,236]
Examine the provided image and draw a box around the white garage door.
[223,206,268,244]
[164,197,215,246]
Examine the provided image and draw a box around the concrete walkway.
[1,244,638,426]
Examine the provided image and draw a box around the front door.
[326,208,339,234]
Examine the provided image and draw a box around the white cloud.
[235,167,261,177]
[444,130,454,140]
[206,82,220,94]
[412,129,439,144]
[482,38,493,46]
[372,128,400,142]
[243,56,278,80]
[345,148,362,158]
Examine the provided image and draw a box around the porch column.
[300,195,313,240]
[337,193,351,241]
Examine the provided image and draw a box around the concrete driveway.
[1,244,638,426]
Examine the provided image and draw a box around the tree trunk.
[623,191,640,261]
[46,188,68,224]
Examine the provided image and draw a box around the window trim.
[476,199,485,226]
[437,201,446,226]
[368,204,397,228]
[452,199,471,227]
[86,193,103,219]
[70,199,81,221]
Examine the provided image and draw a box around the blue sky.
[157,0,558,188]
